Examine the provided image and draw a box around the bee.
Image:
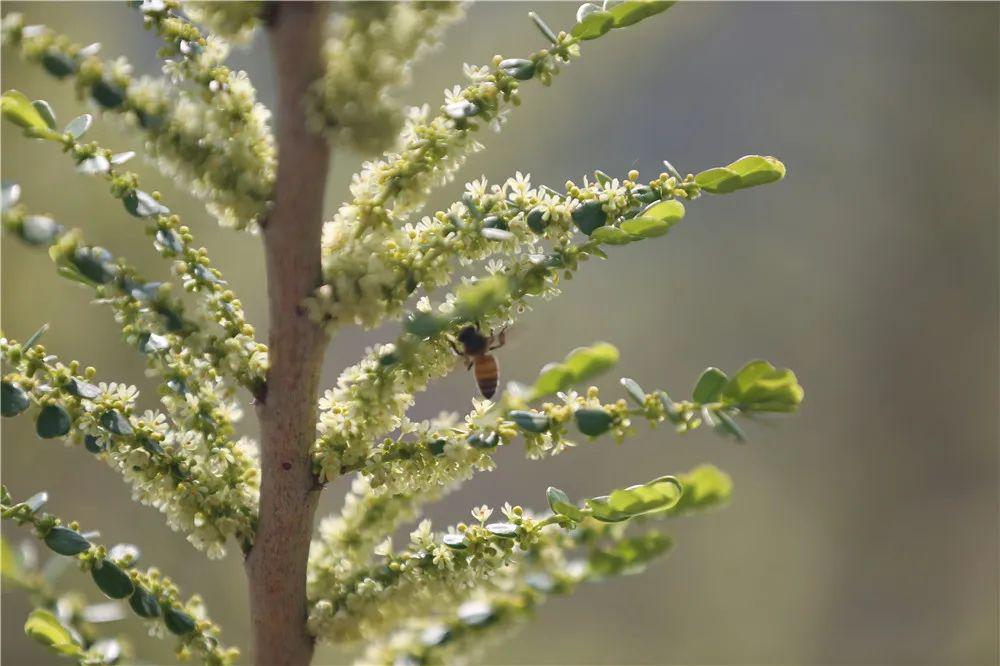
[450,324,507,398]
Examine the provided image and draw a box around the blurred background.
[2,2,997,664]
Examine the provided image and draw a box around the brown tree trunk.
[245,4,331,665]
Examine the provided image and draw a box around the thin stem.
[245,4,331,666]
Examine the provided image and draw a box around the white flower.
[471,505,493,523]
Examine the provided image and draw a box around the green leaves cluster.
[695,155,786,194]
[531,342,620,399]
[695,359,804,412]
[571,1,676,41]
[547,475,683,524]
[1,486,237,665]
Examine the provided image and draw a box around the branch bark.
[245,4,331,665]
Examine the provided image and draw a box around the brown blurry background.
[2,2,997,664]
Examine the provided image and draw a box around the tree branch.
[245,4,331,665]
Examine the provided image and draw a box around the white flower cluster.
[1,12,276,229]
[308,1,465,155]
[311,163,689,474]
[311,33,585,329]
[308,504,559,644]
[138,1,276,228]
[1,488,240,664]
[0,338,258,558]
[65,133,267,394]
[313,339,454,480]
[182,1,264,45]
[355,520,627,666]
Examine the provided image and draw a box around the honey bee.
[450,324,507,398]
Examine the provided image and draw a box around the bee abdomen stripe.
[474,356,499,397]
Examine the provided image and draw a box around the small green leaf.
[110,151,135,165]
[486,522,518,538]
[84,435,105,454]
[696,156,786,193]
[631,184,659,204]
[526,206,548,234]
[481,227,514,241]
[444,100,479,119]
[590,226,634,245]
[89,639,123,664]
[571,200,608,235]
[421,625,452,647]
[466,431,498,450]
[129,586,161,618]
[67,378,101,400]
[99,410,133,436]
[71,246,117,284]
[164,607,197,635]
[608,475,682,515]
[509,410,551,433]
[24,492,49,512]
[577,2,601,21]
[442,533,468,550]
[1,381,30,417]
[23,323,50,349]
[620,377,645,405]
[427,438,447,456]
[721,359,803,411]
[575,407,614,436]
[586,475,682,522]
[620,217,671,239]
[76,155,110,175]
[457,600,496,627]
[498,58,536,80]
[31,100,57,130]
[139,437,165,456]
[139,332,170,354]
[91,79,126,109]
[714,410,746,442]
[607,0,675,28]
[572,9,614,40]
[669,464,733,515]
[123,190,169,218]
[42,52,76,78]
[24,608,82,657]
[192,264,224,284]
[531,343,620,399]
[726,155,786,188]
[454,275,509,322]
[64,114,92,139]
[36,404,71,438]
[1,181,21,211]
[405,312,447,338]
[155,228,183,254]
[661,159,682,181]
[562,343,620,384]
[532,363,572,398]
[694,167,742,193]
[20,215,62,246]
[692,367,728,403]
[528,11,558,44]
[588,532,672,579]
[44,527,91,556]
[1,90,50,132]
[91,559,134,599]
[584,494,629,522]
[630,199,685,229]
[546,486,586,521]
